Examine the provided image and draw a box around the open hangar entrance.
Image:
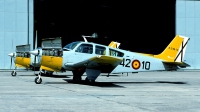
[34,0,176,54]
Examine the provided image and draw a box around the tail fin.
[154,35,190,62]
[108,41,121,48]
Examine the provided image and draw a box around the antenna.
[82,35,88,42]
[82,33,98,42]
[35,30,38,49]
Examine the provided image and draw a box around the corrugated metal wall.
[176,0,200,69]
[0,0,33,69]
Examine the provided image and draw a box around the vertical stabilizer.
[108,41,121,48]
[154,35,190,62]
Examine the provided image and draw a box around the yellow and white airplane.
[8,44,42,76]
[8,31,43,76]
[29,35,190,84]
[28,35,120,77]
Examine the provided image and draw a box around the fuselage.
[40,41,169,73]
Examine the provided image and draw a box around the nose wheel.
[35,76,42,84]
[34,72,42,84]
[11,71,17,76]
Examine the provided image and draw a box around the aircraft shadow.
[18,74,70,78]
[155,81,187,84]
[100,75,122,77]
[44,80,187,88]
[54,80,187,87]
[41,74,70,78]
[17,75,37,76]
[109,81,187,85]
[44,79,124,88]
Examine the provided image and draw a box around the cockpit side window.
[95,45,106,55]
[75,44,93,54]
[109,49,124,57]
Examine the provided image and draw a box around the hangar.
[0,0,199,69]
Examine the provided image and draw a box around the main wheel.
[73,76,82,83]
[11,71,17,76]
[85,77,95,84]
[35,77,42,84]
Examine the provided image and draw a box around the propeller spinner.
[29,49,40,56]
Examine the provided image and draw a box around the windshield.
[63,41,81,51]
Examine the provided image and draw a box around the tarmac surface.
[0,70,200,112]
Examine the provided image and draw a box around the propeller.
[30,49,40,75]
[34,52,36,74]
[8,52,14,69]
[31,30,39,75]
[10,54,12,69]
[8,39,15,69]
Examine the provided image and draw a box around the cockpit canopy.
[63,41,81,51]
[63,41,124,57]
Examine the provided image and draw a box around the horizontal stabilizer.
[163,61,190,68]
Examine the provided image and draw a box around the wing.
[65,55,123,72]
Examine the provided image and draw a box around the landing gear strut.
[73,76,82,83]
[11,67,17,76]
[34,71,42,84]
[72,67,85,83]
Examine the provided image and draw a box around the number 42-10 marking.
[120,58,151,70]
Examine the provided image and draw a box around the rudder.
[154,35,190,62]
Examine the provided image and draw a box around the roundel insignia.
[132,60,140,70]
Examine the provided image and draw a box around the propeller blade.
[33,55,36,75]
[10,57,12,69]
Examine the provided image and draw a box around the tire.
[11,71,17,76]
[85,77,95,84]
[35,77,42,84]
[73,76,82,83]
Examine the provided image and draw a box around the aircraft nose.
[29,49,39,56]
[8,52,14,57]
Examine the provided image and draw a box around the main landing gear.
[72,67,98,84]
[72,67,85,83]
[85,77,95,84]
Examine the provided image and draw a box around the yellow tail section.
[154,35,190,62]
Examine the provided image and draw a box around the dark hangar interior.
[34,0,176,54]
